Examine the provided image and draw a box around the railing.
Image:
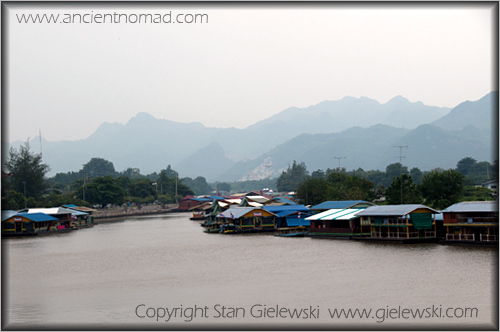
[371,218,408,226]
[372,231,383,238]
[446,234,475,241]
[387,232,406,239]
[480,234,498,242]
[456,217,498,224]
[425,231,435,238]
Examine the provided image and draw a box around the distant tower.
[392,145,408,204]
[39,129,43,159]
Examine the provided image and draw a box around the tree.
[216,182,231,193]
[466,161,493,185]
[420,169,464,210]
[409,167,423,184]
[276,161,308,192]
[456,157,476,176]
[296,177,329,205]
[128,178,156,198]
[385,163,409,187]
[326,172,375,201]
[82,158,116,179]
[119,167,143,179]
[1,190,26,210]
[182,176,212,195]
[386,174,422,205]
[81,176,124,206]
[461,186,495,202]
[4,141,50,198]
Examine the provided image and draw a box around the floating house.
[61,204,95,228]
[263,205,310,228]
[2,212,71,236]
[216,206,277,233]
[189,201,212,220]
[441,201,498,245]
[354,204,440,243]
[306,208,371,239]
[264,205,310,237]
[177,196,212,211]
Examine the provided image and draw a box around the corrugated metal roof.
[441,201,498,213]
[21,207,81,215]
[13,213,59,222]
[263,205,309,213]
[306,208,364,221]
[217,207,276,219]
[246,196,269,204]
[355,204,438,216]
[1,210,18,221]
[310,200,374,210]
[217,207,255,219]
[270,197,298,205]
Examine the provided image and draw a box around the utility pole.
[392,145,408,204]
[175,171,178,203]
[334,156,346,199]
[23,181,27,209]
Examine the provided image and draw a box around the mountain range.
[6,92,497,182]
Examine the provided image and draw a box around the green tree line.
[278,158,498,210]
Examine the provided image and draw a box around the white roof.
[306,208,364,221]
[246,196,269,204]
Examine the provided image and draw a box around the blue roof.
[286,215,311,227]
[12,213,59,223]
[191,197,212,202]
[206,196,226,201]
[217,206,277,219]
[270,197,298,205]
[263,205,309,214]
[311,201,373,210]
[62,204,78,208]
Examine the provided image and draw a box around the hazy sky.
[5,2,496,143]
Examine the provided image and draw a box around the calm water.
[3,213,498,330]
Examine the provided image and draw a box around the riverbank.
[93,204,180,221]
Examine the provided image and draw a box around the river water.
[3,213,498,330]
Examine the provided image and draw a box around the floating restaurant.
[2,212,75,236]
[215,206,277,233]
[440,201,498,245]
[353,204,440,243]
[306,208,371,239]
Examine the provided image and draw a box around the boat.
[203,222,223,233]
[275,226,307,237]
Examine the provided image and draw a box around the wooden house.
[263,205,310,228]
[441,201,498,245]
[216,206,277,233]
[354,204,440,243]
[2,212,71,236]
[177,196,212,211]
[189,201,212,220]
[61,204,95,228]
[306,208,371,239]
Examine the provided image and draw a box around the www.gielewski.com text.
[135,304,479,323]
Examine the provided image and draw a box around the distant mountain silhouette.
[6,93,495,182]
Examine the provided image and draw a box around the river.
[3,213,498,330]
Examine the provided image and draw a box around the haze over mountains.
[7,92,497,182]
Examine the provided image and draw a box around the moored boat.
[274,226,307,237]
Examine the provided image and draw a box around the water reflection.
[3,213,497,329]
